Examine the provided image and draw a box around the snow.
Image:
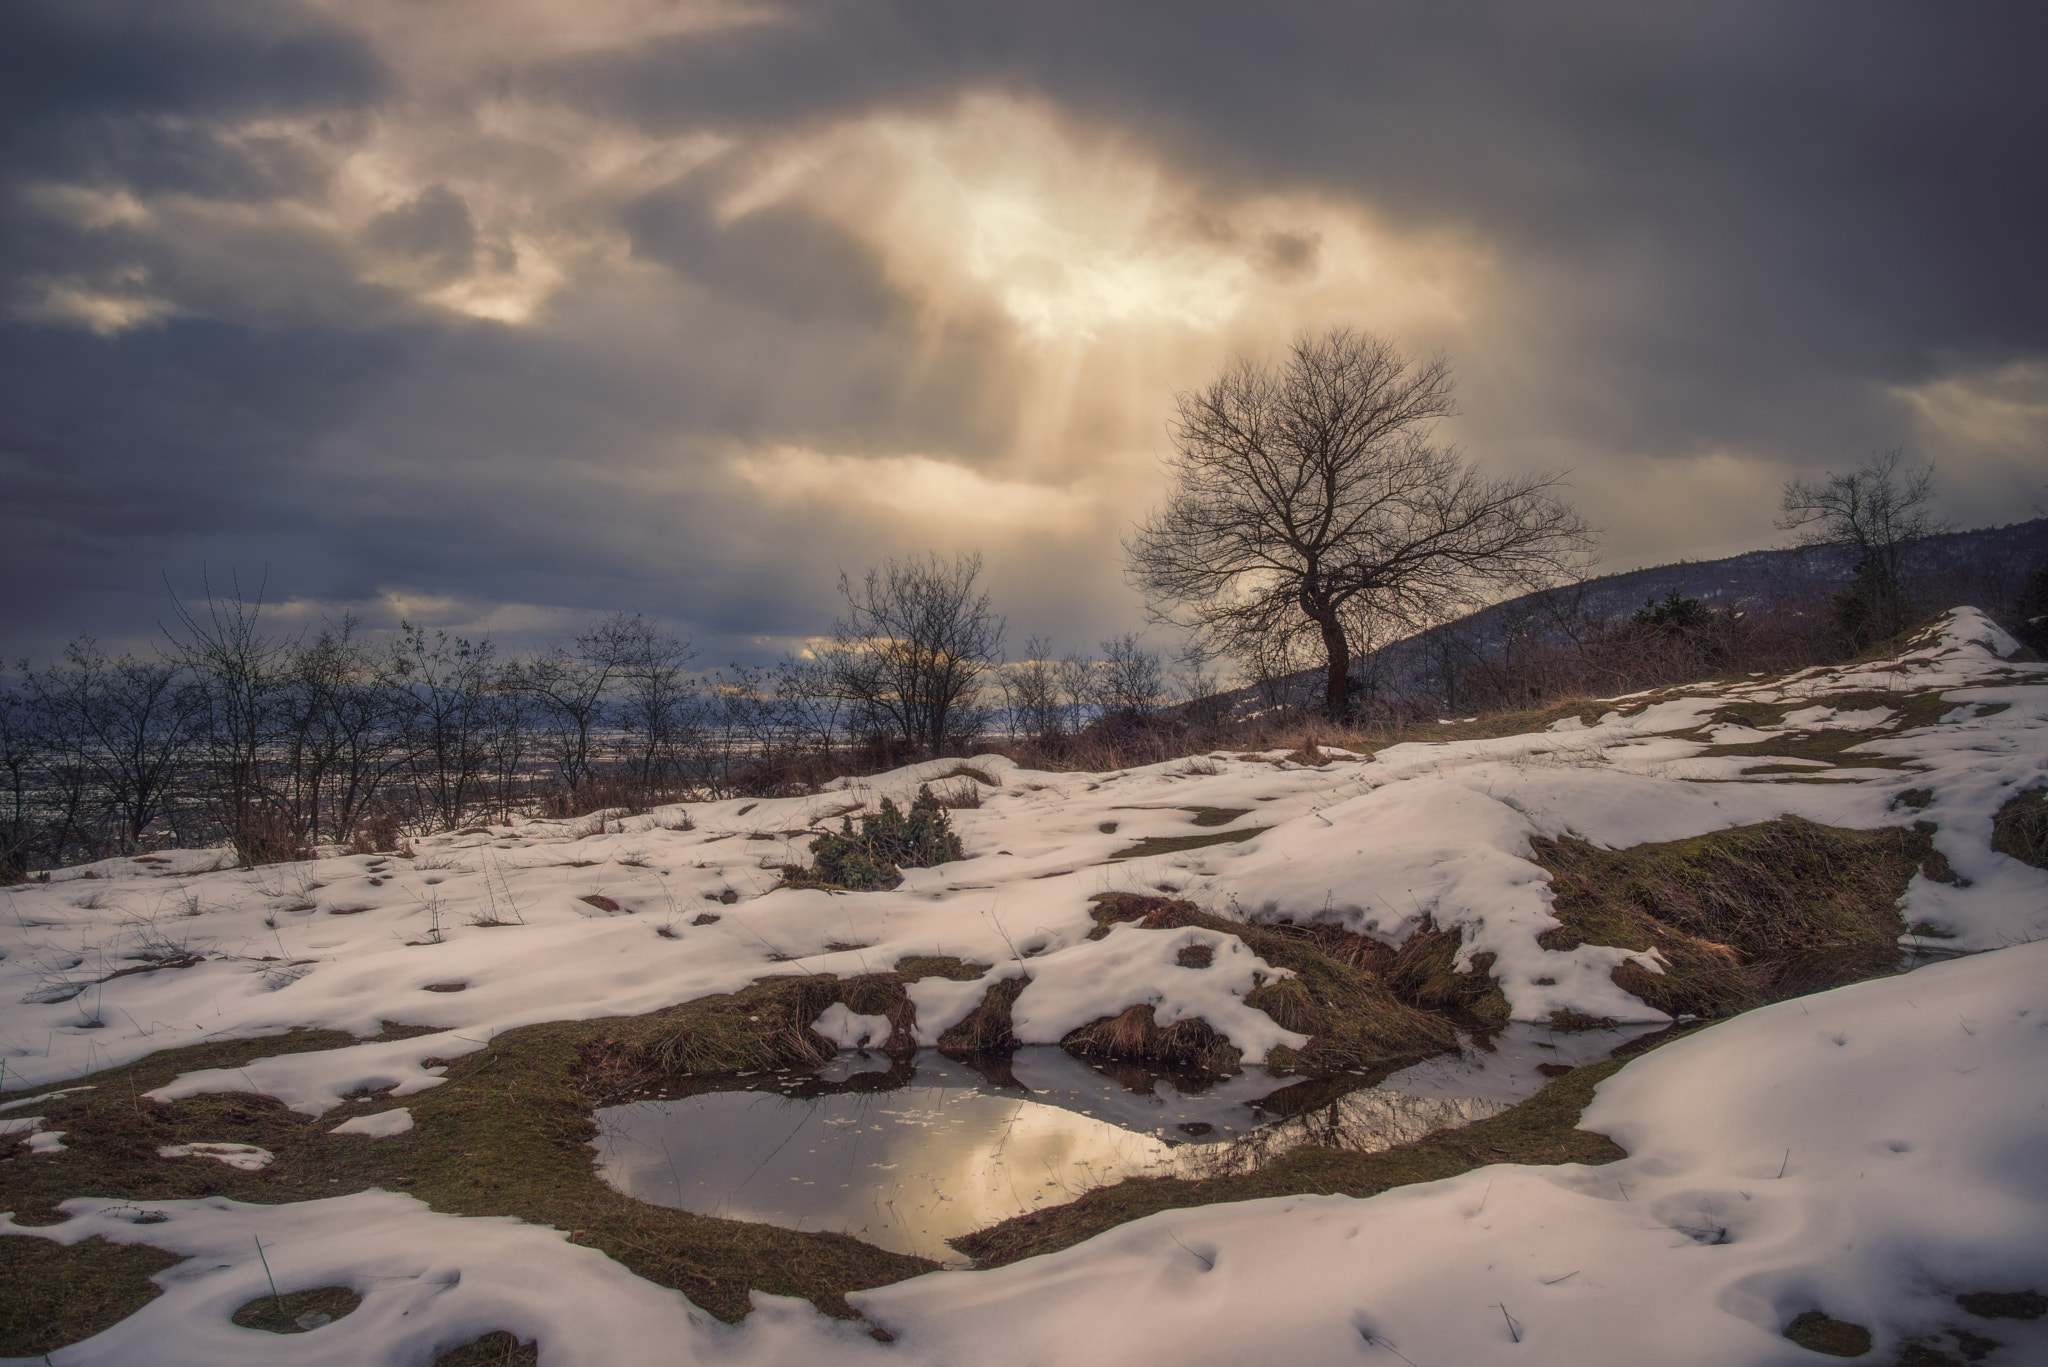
[810,1003,893,1050]
[329,1107,414,1138]
[155,1142,275,1171]
[1006,922,1306,1063]
[3,607,2046,1364]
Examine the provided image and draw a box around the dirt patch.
[1532,816,1925,1018]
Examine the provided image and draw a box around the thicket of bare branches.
[817,551,1005,756]
[5,500,2038,878]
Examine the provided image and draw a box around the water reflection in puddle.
[592,1023,1658,1264]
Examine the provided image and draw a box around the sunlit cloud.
[728,93,1484,349]
[5,3,2041,663]
[729,445,1103,533]
[15,273,176,336]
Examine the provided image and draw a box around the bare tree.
[613,620,697,789]
[519,613,649,791]
[280,618,408,844]
[164,572,300,863]
[1094,632,1164,719]
[1000,636,1065,742]
[25,638,199,853]
[392,623,503,830]
[0,671,40,880]
[1777,448,1946,644]
[1125,328,1595,717]
[819,551,1005,757]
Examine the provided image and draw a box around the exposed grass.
[1108,827,1268,860]
[1689,684,1983,773]
[1531,817,1926,1018]
[230,1284,361,1334]
[1186,807,1252,827]
[1380,921,1514,1030]
[0,983,948,1344]
[1085,894,1460,1075]
[1061,1006,1243,1074]
[438,1331,541,1365]
[1991,787,2048,869]
[1783,1310,1873,1357]
[0,1234,181,1356]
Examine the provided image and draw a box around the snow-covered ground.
[5,608,2047,1365]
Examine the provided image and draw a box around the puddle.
[592,1023,1660,1264]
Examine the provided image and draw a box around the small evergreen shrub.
[807,785,965,890]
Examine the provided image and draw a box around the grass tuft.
[1990,788,2048,869]
[1086,894,1459,1074]
[1783,1310,1874,1357]
[230,1285,362,1334]
[438,1331,540,1365]
[1533,817,1924,1018]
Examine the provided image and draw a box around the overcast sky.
[4,1,2044,666]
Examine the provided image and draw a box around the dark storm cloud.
[2,1,2044,664]
[546,1,2048,426]
[0,0,385,182]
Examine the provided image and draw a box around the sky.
[3,1,2045,668]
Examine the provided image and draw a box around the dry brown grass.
[1061,1005,1243,1074]
[1532,816,1929,1017]
[1992,786,2048,869]
[1085,893,1461,1074]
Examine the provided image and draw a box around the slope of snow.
[3,608,2046,1365]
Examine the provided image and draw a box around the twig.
[253,1236,282,1315]
[1358,1330,1419,1365]
[1494,1303,1523,1344]
[1166,1229,1214,1271]
[1777,1148,1791,1179]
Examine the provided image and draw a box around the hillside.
[3,609,2046,1366]
[1233,517,2048,713]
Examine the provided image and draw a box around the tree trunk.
[1316,614,1351,719]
